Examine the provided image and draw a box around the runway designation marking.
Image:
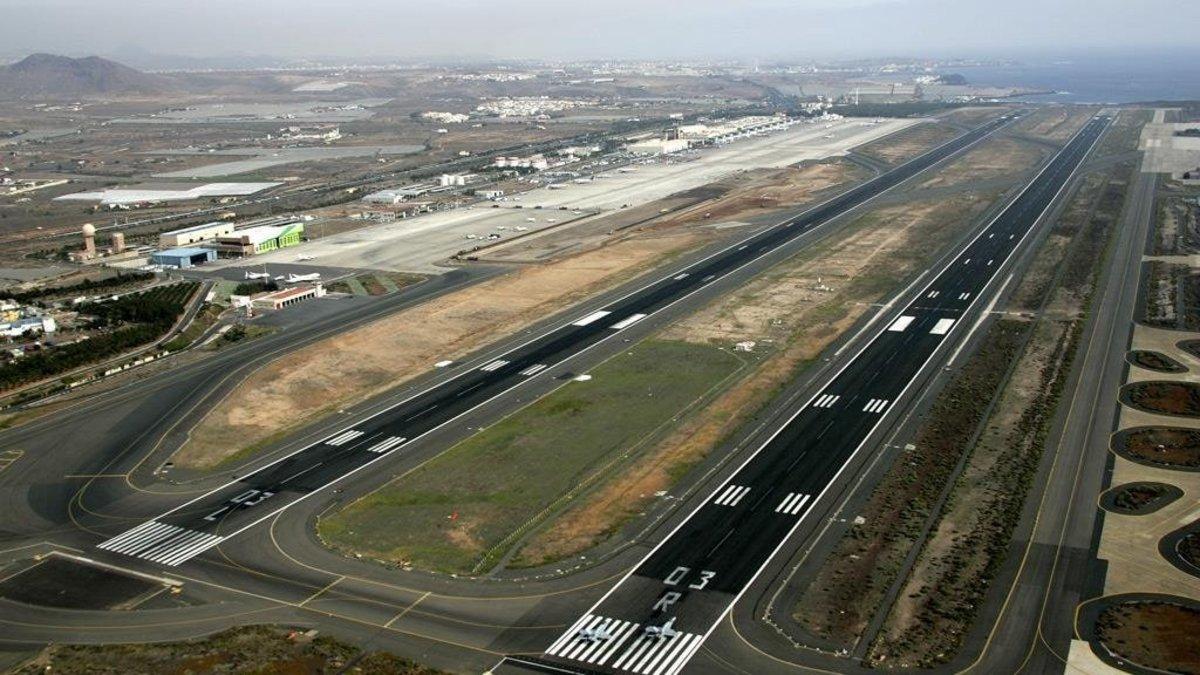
[325,430,364,446]
[519,363,548,376]
[573,310,611,326]
[97,520,225,567]
[776,492,811,515]
[711,484,750,507]
[366,436,407,454]
[930,318,956,335]
[862,398,890,413]
[611,314,647,330]
[810,393,840,409]
[887,315,916,332]
[479,359,509,372]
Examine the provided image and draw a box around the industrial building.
[211,222,305,257]
[251,284,326,310]
[150,247,218,269]
[0,315,56,337]
[158,222,235,248]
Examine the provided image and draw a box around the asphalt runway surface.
[89,114,1022,570]
[519,115,1111,675]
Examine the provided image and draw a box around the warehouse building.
[251,284,326,310]
[150,247,218,268]
[158,221,235,248]
[211,222,305,257]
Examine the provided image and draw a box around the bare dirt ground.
[1016,106,1097,142]
[856,123,961,166]
[514,193,998,565]
[917,136,1046,189]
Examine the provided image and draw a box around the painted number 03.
[664,566,715,590]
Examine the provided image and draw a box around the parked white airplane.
[284,272,321,283]
[576,625,615,643]
[244,271,271,280]
[296,255,316,262]
[644,617,678,640]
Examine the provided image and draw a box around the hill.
[0,53,172,98]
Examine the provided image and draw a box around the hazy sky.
[1,0,1197,62]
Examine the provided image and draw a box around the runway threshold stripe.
[98,521,174,553]
[596,622,639,665]
[563,616,608,660]
[646,634,697,675]
[546,614,593,655]
[589,621,635,664]
[632,633,678,672]
[573,310,611,327]
[573,619,617,661]
[660,636,704,675]
[610,313,647,330]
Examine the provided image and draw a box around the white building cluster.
[475,97,590,118]
[421,111,470,124]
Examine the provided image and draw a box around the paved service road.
[526,115,1110,675]
[92,113,1019,569]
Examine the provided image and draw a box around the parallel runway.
[91,113,1017,570]
[526,115,1110,675]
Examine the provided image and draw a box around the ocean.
[956,54,1200,104]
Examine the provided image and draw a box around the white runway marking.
[366,436,407,454]
[775,492,811,515]
[326,430,364,446]
[862,398,890,413]
[927,290,940,298]
[930,318,956,335]
[711,484,751,507]
[98,520,225,567]
[433,360,453,368]
[672,273,689,280]
[545,614,646,668]
[479,359,509,372]
[519,363,548,376]
[958,292,971,301]
[963,258,971,265]
[610,313,647,330]
[573,310,611,326]
[887,315,916,332]
[987,259,994,266]
[810,393,840,409]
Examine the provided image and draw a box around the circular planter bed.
[1087,596,1200,674]
[1112,426,1200,471]
[1127,350,1187,373]
[1178,339,1200,360]
[1120,381,1200,418]
[1159,520,1200,579]
[1100,482,1183,515]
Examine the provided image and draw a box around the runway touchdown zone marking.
[887,315,916,332]
[479,359,509,372]
[519,363,548,376]
[775,492,811,515]
[97,520,225,567]
[862,398,890,414]
[810,393,840,409]
[325,430,363,446]
[711,484,751,507]
[573,310,611,327]
[366,436,407,454]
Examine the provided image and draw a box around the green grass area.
[163,303,222,352]
[319,340,744,574]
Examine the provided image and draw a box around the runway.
[89,113,1020,571]
[526,115,1111,675]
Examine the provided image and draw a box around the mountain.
[0,54,173,98]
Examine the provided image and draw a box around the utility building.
[150,247,217,268]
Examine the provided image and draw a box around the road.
[88,114,1021,570]
[513,115,1110,675]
